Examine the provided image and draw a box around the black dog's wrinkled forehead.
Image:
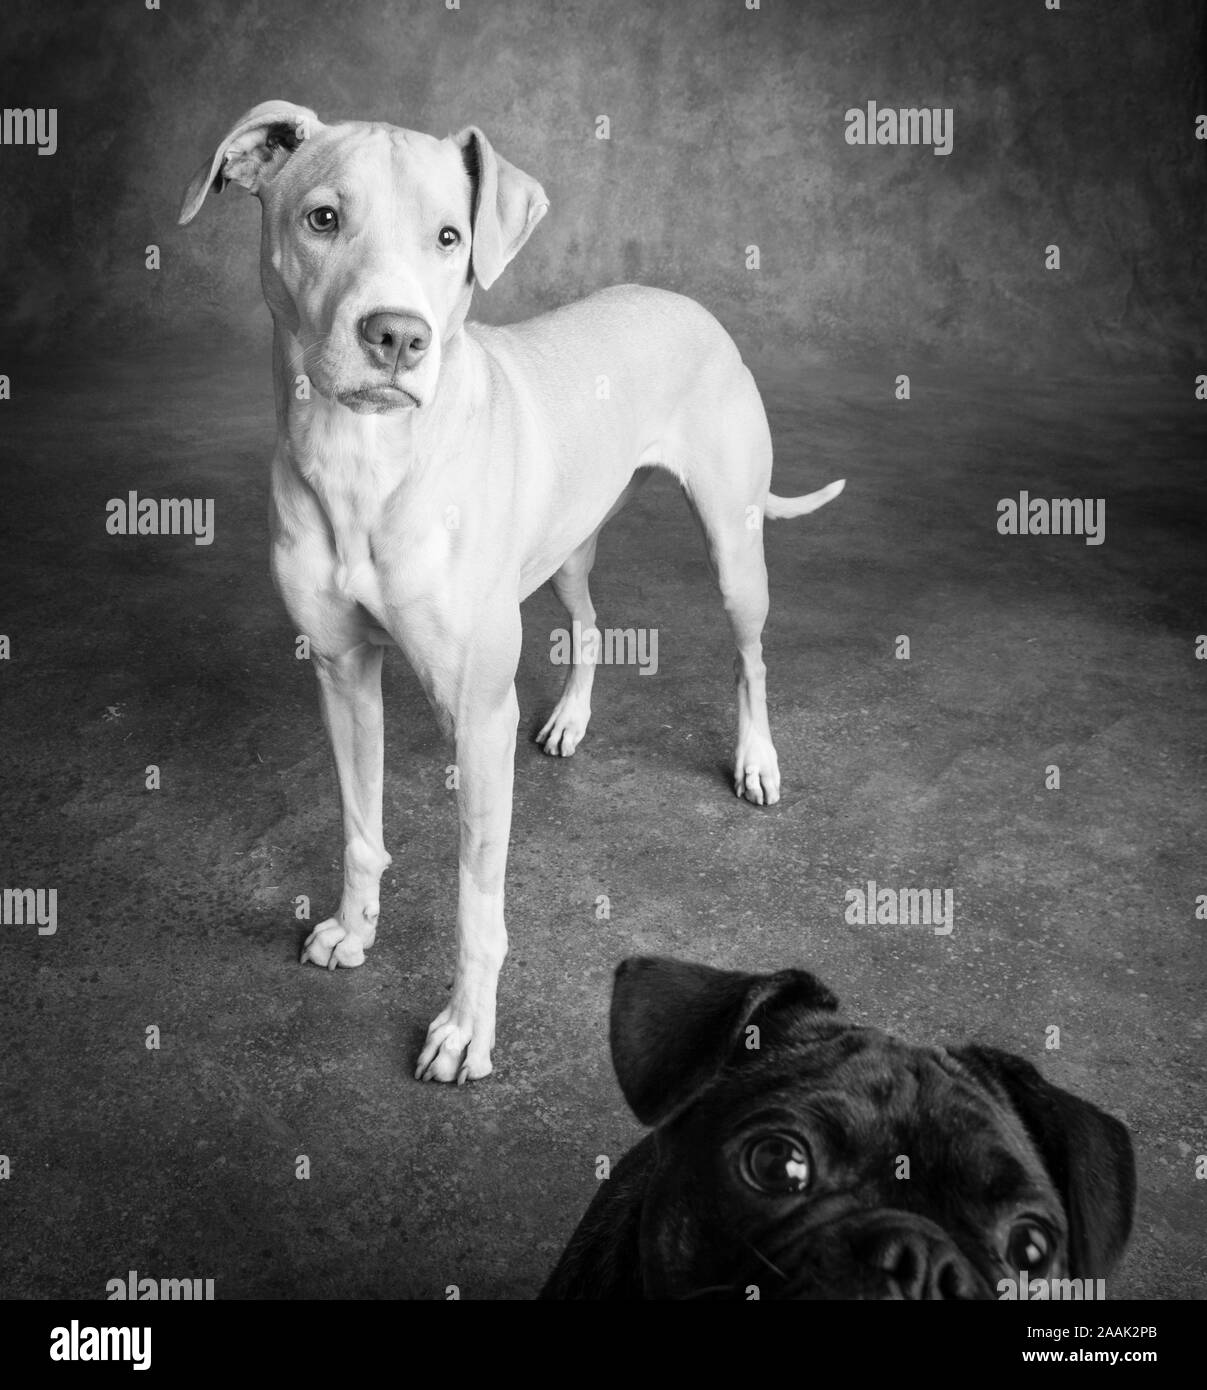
[687,1024,1056,1196]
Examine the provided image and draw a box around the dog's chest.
[295,409,449,617]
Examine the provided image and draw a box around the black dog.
[541,957,1135,1299]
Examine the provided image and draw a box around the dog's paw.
[537,693,591,757]
[299,919,369,970]
[733,738,781,806]
[415,1007,494,1085]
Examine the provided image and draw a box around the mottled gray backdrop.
[1,0,1203,373]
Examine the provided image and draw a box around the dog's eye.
[437,226,461,249]
[1007,1221,1053,1274]
[306,206,339,234]
[741,1134,811,1195]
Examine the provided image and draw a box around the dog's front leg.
[299,642,391,969]
[415,624,520,1084]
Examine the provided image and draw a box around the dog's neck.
[272,323,487,498]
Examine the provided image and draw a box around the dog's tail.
[764,478,846,520]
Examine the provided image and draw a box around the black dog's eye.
[741,1134,811,1195]
[306,206,338,234]
[437,226,461,249]
[1007,1221,1053,1274]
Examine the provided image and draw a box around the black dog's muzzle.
[731,1214,998,1301]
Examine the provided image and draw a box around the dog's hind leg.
[536,472,648,757]
[709,525,781,807]
[537,529,601,757]
[681,375,782,806]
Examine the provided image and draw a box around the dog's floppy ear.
[178,100,321,226]
[951,1045,1136,1279]
[455,127,548,290]
[610,956,839,1127]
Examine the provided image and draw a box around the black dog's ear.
[952,1045,1136,1279]
[610,956,839,1127]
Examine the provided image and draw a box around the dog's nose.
[873,1229,984,1300]
[359,311,432,371]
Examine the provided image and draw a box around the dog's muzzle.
[719,1215,997,1301]
[337,384,421,414]
[359,309,432,373]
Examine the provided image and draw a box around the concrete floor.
[0,336,1203,1299]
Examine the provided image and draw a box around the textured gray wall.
[1,0,1203,372]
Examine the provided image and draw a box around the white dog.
[179,102,843,1083]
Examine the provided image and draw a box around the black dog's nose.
[359,311,431,371]
[874,1229,984,1300]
